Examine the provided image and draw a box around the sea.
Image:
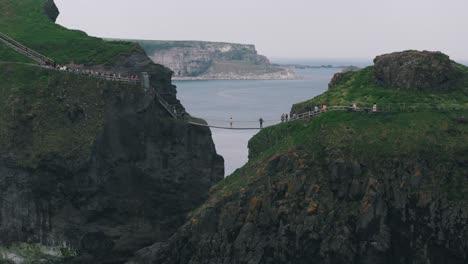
[175,59,372,176]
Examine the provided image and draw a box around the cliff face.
[133,51,468,264]
[373,50,461,90]
[134,40,297,80]
[137,149,468,264]
[1,1,226,263]
[0,63,224,263]
[43,0,59,22]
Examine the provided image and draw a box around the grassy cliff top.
[0,0,143,65]
[210,54,468,201]
[292,63,468,114]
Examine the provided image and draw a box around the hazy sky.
[55,0,468,61]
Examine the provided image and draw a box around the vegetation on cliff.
[0,63,143,169]
[139,51,468,263]
[0,0,142,65]
[117,39,297,79]
[0,2,224,263]
[214,51,468,200]
[292,60,468,114]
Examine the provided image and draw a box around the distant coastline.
[172,68,300,81]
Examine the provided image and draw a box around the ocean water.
[175,68,340,176]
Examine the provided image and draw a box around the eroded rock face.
[134,148,468,264]
[140,41,296,80]
[373,50,459,90]
[43,0,59,22]
[0,67,224,263]
[328,72,348,89]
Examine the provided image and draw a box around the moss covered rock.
[373,50,461,90]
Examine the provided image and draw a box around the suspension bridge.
[1,32,467,130]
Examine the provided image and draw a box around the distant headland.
[113,39,300,80]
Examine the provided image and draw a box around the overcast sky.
[55,0,468,61]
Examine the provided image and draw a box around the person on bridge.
[230,117,233,128]
[281,114,285,123]
[259,118,264,128]
[373,103,377,112]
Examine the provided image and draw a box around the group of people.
[350,102,378,112]
[54,65,140,82]
[228,102,378,129]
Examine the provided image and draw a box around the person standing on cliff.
[230,117,233,128]
[285,113,289,122]
[281,114,285,123]
[259,118,264,128]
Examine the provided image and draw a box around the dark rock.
[0,68,223,262]
[43,0,60,22]
[328,72,346,89]
[135,149,468,264]
[373,50,460,90]
[79,231,115,257]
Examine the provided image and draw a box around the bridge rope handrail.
[2,32,466,129]
[0,32,55,65]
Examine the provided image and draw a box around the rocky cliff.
[133,40,298,80]
[373,50,461,90]
[0,1,224,263]
[133,51,468,264]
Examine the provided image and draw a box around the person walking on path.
[285,113,289,122]
[281,114,285,123]
[314,105,319,113]
[230,117,233,128]
[259,117,264,128]
[372,103,377,112]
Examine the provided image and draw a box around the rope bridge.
[1,32,467,130]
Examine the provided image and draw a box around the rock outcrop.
[1,2,226,262]
[134,148,468,264]
[373,50,460,90]
[131,51,468,264]
[0,62,224,263]
[43,0,59,22]
[133,40,298,80]
[328,71,351,89]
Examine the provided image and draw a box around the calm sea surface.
[175,68,340,176]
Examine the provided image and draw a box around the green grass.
[0,0,143,65]
[210,110,468,201]
[0,41,34,63]
[292,66,468,114]
[210,64,468,202]
[0,63,141,168]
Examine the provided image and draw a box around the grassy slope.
[0,41,35,63]
[0,63,140,168]
[210,64,468,202]
[0,0,141,65]
[292,65,468,114]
